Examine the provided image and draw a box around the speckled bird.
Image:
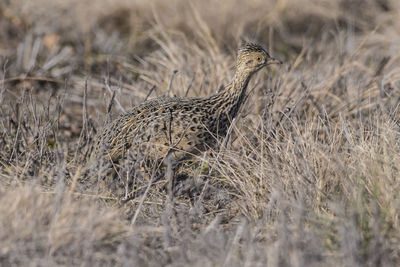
[93,43,281,163]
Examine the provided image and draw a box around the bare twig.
[104,77,125,113]
[166,69,178,96]
[184,74,195,97]
[82,77,89,140]
[106,90,116,123]
[144,85,156,101]
[0,59,8,106]
[130,156,166,228]
[165,152,175,202]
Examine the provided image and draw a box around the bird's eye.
[257,57,262,62]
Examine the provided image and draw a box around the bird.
[93,42,281,167]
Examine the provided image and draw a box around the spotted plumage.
[93,43,281,164]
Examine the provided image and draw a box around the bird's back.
[94,95,224,162]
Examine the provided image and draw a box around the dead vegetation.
[0,0,400,266]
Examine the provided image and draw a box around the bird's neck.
[214,69,253,118]
[231,69,253,98]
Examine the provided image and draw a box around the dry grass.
[1,0,400,266]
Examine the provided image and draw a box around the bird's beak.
[266,57,282,66]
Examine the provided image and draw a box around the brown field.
[1,0,400,266]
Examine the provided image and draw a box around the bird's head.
[236,43,281,74]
